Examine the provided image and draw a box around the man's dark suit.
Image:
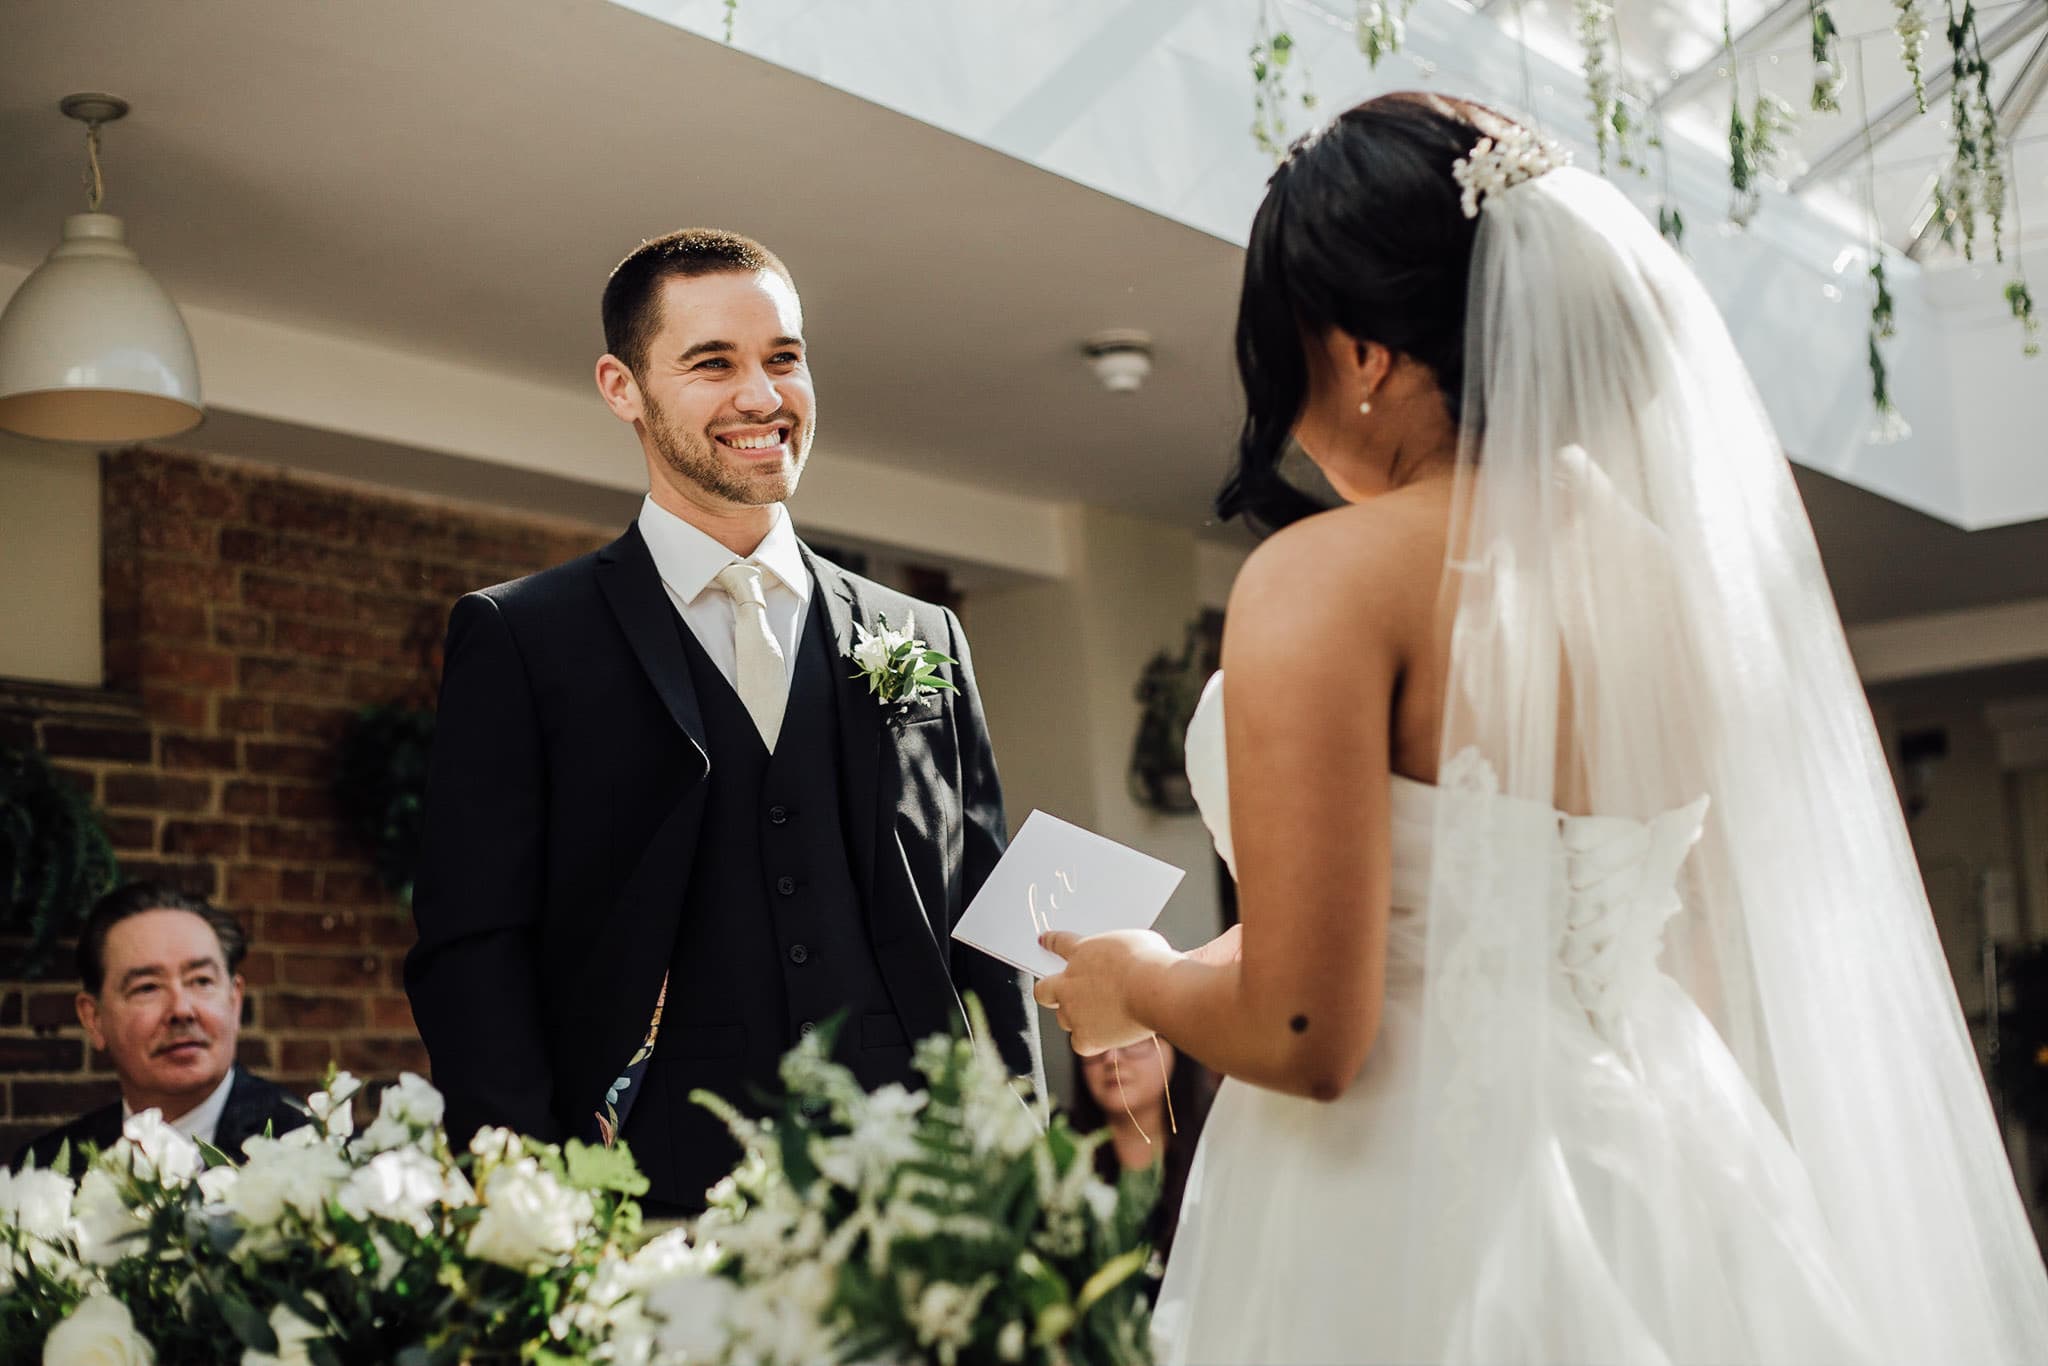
[10,1067,311,1177]
[406,521,1041,1207]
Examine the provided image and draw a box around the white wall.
[0,436,100,687]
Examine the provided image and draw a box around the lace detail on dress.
[1556,797,1710,1033]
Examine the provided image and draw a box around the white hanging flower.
[354,1072,444,1155]
[465,1158,592,1271]
[240,1301,325,1366]
[42,1292,156,1366]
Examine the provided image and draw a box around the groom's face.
[635,269,814,510]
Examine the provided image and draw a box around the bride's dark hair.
[1218,91,1522,531]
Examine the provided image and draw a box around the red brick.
[114,858,218,897]
[248,487,355,541]
[104,772,212,812]
[11,1079,121,1119]
[280,952,381,988]
[245,742,328,781]
[102,814,158,851]
[261,911,360,946]
[162,819,243,858]
[224,866,282,905]
[140,686,209,729]
[139,643,236,690]
[139,599,208,638]
[319,872,382,905]
[0,1036,83,1071]
[222,781,271,817]
[271,703,352,743]
[0,990,20,1027]
[238,950,277,986]
[365,911,416,948]
[216,698,268,733]
[239,656,352,701]
[369,994,416,1032]
[240,572,331,616]
[274,619,395,664]
[337,1036,430,1078]
[0,1123,48,1160]
[281,869,319,902]
[274,784,335,821]
[211,609,270,649]
[27,990,80,1030]
[223,529,367,583]
[42,723,153,763]
[143,469,242,520]
[248,823,344,862]
[279,1039,336,1074]
[135,517,217,556]
[236,1037,273,1071]
[160,735,238,770]
[49,764,99,798]
[264,993,362,1031]
[141,555,239,604]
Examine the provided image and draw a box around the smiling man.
[406,229,1040,1214]
[10,883,309,1176]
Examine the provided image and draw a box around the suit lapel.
[596,523,710,781]
[802,543,886,914]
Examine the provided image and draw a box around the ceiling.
[3,0,2045,625]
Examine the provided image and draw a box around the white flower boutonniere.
[850,612,958,706]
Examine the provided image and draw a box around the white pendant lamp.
[0,94,203,443]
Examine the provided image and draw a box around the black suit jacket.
[406,522,1043,1146]
[10,1067,311,1178]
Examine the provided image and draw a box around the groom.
[406,229,1042,1212]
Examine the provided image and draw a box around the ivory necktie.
[712,562,787,750]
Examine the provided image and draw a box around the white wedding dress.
[1151,672,1882,1365]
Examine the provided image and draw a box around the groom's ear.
[595,353,644,425]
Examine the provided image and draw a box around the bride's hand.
[1033,929,1179,1055]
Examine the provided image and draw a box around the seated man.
[11,881,309,1175]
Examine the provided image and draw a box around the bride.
[1035,92,2048,1363]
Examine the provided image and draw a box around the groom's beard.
[642,389,810,506]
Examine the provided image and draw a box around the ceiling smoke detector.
[1083,329,1153,393]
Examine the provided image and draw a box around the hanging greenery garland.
[1357,0,1412,69]
[1808,2,1844,112]
[1251,2,1320,160]
[1868,256,1909,439]
[1930,2,2005,263]
[1722,4,1795,230]
[1893,0,1933,113]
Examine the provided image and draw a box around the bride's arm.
[1127,517,1403,1101]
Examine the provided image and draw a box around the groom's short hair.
[603,228,795,376]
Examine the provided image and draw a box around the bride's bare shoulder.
[1227,490,1449,634]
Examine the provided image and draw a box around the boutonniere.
[850,612,958,705]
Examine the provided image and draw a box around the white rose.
[42,1292,155,1366]
[997,1320,1027,1362]
[71,1170,146,1266]
[240,1301,323,1366]
[852,633,893,673]
[107,1111,200,1187]
[644,1273,739,1361]
[1,1166,75,1240]
[227,1135,349,1229]
[465,1159,591,1271]
[338,1148,459,1234]
[355,1072,444,1154]
[306,1073,360,1140]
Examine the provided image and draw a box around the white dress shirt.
[124,1065,236,1145]
[636,496,812,701]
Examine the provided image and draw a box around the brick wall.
[0,447,613,1158]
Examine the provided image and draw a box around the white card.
[951,810,1187,979]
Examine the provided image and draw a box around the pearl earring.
[1359,399,1373,415]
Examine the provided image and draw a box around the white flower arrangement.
[3,1025,1162,1366]
[850,612,959,706]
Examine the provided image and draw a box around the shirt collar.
[124,1065,237,1145]
[637,496,810,603]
